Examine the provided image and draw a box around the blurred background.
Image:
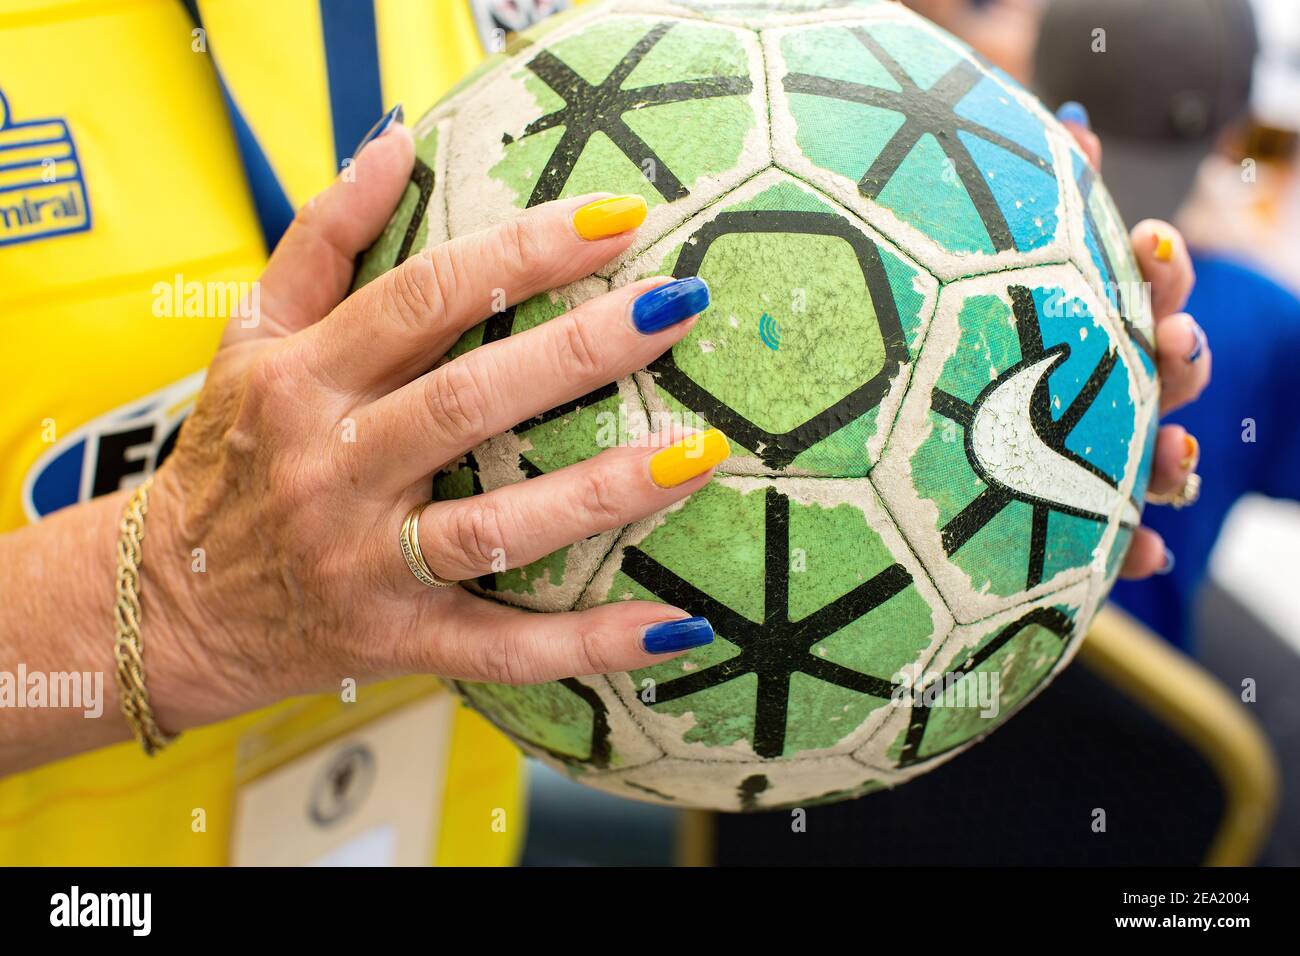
[519,0,1300,866]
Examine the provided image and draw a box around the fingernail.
[1056,101,1090,129]
[1157,548,1176,575]
[353,104,404,160]
[1181,433,1200,472]
[1186,319,1206,363]
[573,194,648,240]
[1153,229,1175,263]
[650,428,730,488]
[632,276,710,334]
[643,616,714,654]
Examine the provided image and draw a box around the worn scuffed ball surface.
[356,0,1159,811]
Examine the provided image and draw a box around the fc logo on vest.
[0,88,91,247]
[23,372,203,522]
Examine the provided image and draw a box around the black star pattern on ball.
[895,605,1073,768]
[512,21,753,207]
[622,486,911,759]
[783,26,1051,253]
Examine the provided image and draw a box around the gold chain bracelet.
[113,475,176,755]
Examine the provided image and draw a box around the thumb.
[225,111,416,345]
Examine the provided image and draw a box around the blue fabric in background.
[1110,253,1300,652]
[182,0,386,250]
[319,0,385,172]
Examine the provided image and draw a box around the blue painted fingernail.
[1157,548,1176,575]
[1056,101,1090,129]
[643,616,714,654]
[632,277,710,334]
[353,103,404,160]
[1187,320,1207,363]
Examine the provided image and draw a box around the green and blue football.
[357,0,1159,811]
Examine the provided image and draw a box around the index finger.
[228,120,416,346]
[306,193,648,395]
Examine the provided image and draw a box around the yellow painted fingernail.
[1153,230,1174,263]
[573,194,648,240]
[1181,433,1199,472]
[650,428,730,488]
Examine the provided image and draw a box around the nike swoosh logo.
[970,352,1140,528]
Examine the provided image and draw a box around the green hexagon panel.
[581,475,952,761]
[445,11,769,263]
[619,169,938,477]
[872,264,1154,625]
[873,582,1088,773]
[765,15,1070,279]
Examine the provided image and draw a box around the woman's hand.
[151,111,1203,733]
[142,121,722,732]
[1060,111,1211,579]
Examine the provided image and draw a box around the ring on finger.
[1147,471,1201,509]
[400,503,459,588]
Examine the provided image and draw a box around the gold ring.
[1147,470,1201,509]
[400,503,459,588]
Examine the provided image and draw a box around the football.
[356,0,1159,811]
